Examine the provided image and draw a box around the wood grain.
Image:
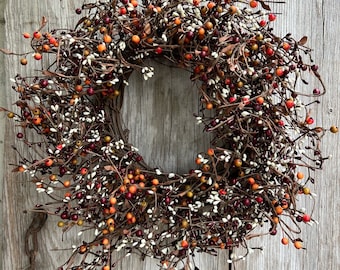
[1,0,339,269]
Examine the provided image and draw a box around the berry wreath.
[1,0,336,269]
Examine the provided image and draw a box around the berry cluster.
[1,0,336,269]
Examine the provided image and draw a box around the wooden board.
[1,0,339,269]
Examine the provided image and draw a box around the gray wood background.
[1,0,339,269]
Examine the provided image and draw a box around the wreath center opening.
[122,60,212,174]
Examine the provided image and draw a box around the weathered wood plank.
[2,0,340,269]
[234,1,340,269]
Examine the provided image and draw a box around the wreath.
[1,0,337,269]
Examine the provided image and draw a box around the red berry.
[306,117,314,125]
[80,167,88,175]
[120,7,127,15]
[33,31,42,39]
[268,13,276,21]
[302,214,311,223]
[229,96,236,103]
[225,78,232,85]
[155,46,163,54]
[277,120,284,126]
[259,20,267,27]
[285,99,294,109]
[265,47,274,56]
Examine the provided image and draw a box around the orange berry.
[195,157,202,165]
[130,0,138,7]
[103,34,112,43]
[151,178,159,185]
[128,216,136,224]
[275,206,283,215]
[207,1,216,9]
[45,158,53,167]
[102,266,110,270]
[248,177,256,185]
[34,53,42,60]
[256,96,264,104]
[139,174,145,181]
[109,206,116,214]
[119,185,126,193]
[131,35,141,44]
[282,42,291,51]
[126,212,133,220]
[42,44,50,51]
[139,182,145,188]
[128,184,138,194]
[184,53,193,61]
[102,238,110,246]
[272,216,280,224]
[32,116,42,125]
[198,27,205,36]
[251,183,259,191]
[109,197,117,205]
[20,58,28,65]
[229,5,238,14]
[97,43,106,53]
[249,0,258,8]
[155,6,162,13]
[181,240,189,248]
[294,240,303,249]
[207,148,214,156]
[174,17,181,25]
[63,180,71,188]
[205,102,213,110]
[205,21,213,30]
[281,237,289,245]
[123,178,130,185]
[297,172,304,180]
[146,37,154,44]
[106,218,114,226]
[23,32,31,39]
